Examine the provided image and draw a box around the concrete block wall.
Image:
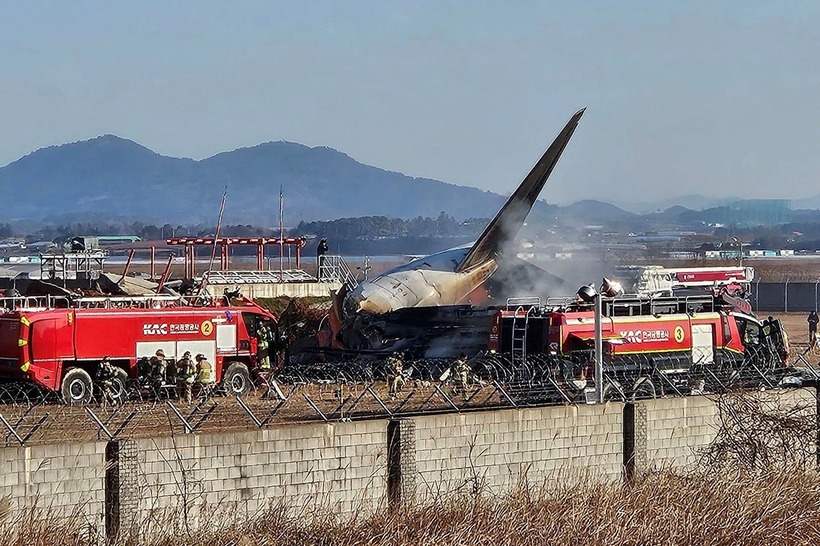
[637,388,817,472]
[409,403,625,501]
[121,419,387,531]
[0,441,106,522]
[773,388,817,415]
[1,389,817,539]
[640,395,720,470]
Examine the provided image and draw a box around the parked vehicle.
[0,295,279,403]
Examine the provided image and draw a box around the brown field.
[747,258,820,282]
[0,381,513,448]
[771,312,819,366]
[774,313,811,345]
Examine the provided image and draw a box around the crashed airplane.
[326,108,585,353]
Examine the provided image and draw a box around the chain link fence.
[753,282,820,312]
[0,348,812,447]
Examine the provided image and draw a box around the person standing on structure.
[808,311,819,347]
[317,238,329,279]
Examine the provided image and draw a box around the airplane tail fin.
[456,108,585,273]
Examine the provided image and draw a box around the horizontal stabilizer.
[456,108,585,272]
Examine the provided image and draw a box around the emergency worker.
[257,324,271,371]
[96,356,117,405]
[176,351,196,403]
[195,354,213,398]
[808,311,819,347]
[317,238,329,278]
[387,352,405,397]
[137,356,152,383]
[453,353,470,393]
[166,355,178,384]
[150,349,167,391]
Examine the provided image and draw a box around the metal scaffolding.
[165,236,307,279]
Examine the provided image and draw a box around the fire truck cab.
[0,295,280,403]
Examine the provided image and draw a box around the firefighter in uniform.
[195,354,213,398]
[176,351,195,403]
[96,356,117,405]
[150,349,167,392]
[387,352,405,397]
[257,324,271,371]
[137,356,151,385]
[453,353,470,393]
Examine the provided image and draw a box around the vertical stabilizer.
[456,108,585,272]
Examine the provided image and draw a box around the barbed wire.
[0,348,811,447]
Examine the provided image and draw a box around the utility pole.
[732,236,743,267]
[279,187,285,282]
[594,292,604,404]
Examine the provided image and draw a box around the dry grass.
[5,391,817,545]
[6,469,820,546]
[160,472,820,546]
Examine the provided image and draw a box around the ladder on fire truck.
[0,294,196,311]
[631,266,754,297]
[507,297,541,365]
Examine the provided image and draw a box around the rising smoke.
[485,200,617,303]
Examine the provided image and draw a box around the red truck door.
[691,324,715,365]
[29,316,74,390]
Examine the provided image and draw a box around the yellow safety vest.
[197,360,213,384]
[179,359,195,384]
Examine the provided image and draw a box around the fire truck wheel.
[109,368,129,403]
[62,368,93,405]
[223,362,252,396]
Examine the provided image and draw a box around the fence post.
[623,401,647,484]
[753,281,759,313]
[387,419,416,509]
[105,441,120,542]
[785,279,789,313]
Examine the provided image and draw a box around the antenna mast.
[279,186,285,281]
[207,186,228,276]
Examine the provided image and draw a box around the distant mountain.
[643,205,696,223]
[792,195,820,210]
[614,195,738,214]
[0,135,511,224]
[558,200,638,224]
[2,134,782,230]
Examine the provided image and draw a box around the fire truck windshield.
[736,316,761,346]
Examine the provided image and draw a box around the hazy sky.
[2,1,820,204]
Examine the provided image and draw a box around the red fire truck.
[0,295,279,403]
[620,265,754,297]
[488,292,789,399]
